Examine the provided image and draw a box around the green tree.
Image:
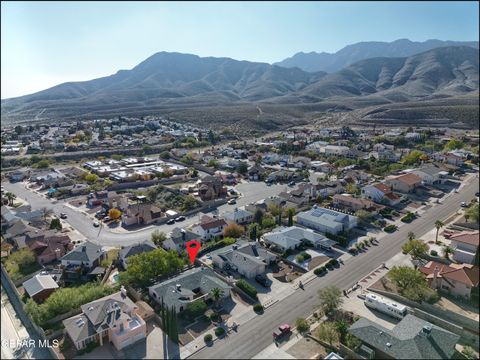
[444,139,464,151]
[35,159,50,169]
[434,220,444,244]
[186,301,207,319]
[268,203,282,217]
[403,150,425,165]
[182,195,199,211]
[160,151,171,160]
[388,266,427,292]
[151,230,167,246]
[407,232,416,241]
[237,162,248,175]
[49,218,62,231]
[356,210,374,224]
[295,318,309,333]
[254,209,264,224]
[317,286,343,315]
[180,154,194,165]
[465,203,479,223]
[345,183,358,195]
[315,322,339,345]
[248,223,258,241]
[208,130,215,144]
[261,215,276,230]
[210,287,225,309]
[84,173,99,184]
[287,208,295,227]
[223,223,244,238]
[402,239,428,259]
[335,320,349,343]
[4,192,16,205]
[442,245,454,259]
[207,159,219,169]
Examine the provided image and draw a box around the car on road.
[166,219,175,225]
[228,199,237,205]
[229,189,237,195]
[273,324,291,340]
[288,181,296,187]
[255,274,271,287]
[60,213,68,219]
[93,221,100,227]
[476,192,479,197]
[460,201,468,208]
[95,212,106,219]
[175,216,186,222]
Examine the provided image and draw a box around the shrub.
[301,252,312,260]
[430,250,438,257]
[296,254,305,262]
[462,346,477,359]
[204,334,213,343]
[401,212,416,223]
[215,327,225,337]
[209,312,221,322]
[237,279,258,299]
[295,318,309,333]
[186,301,208,319]
[314,267,325,276]
[253,304,264,313]
[384,224,398,233]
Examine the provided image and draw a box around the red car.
[273,324,291,340]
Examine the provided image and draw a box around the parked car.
[60,213,68,219]
[93,221,100,227]
[229,189,237,195]
[273,324,291,340]
[103,216,111,222]
[476,192,479,197]
[288,181,296,187]
[166,219,175,225]
[228,199,236,205]
[95,212,106,219]
[460,201,468,208]
[255,274,271,287]
[175,216,186,222]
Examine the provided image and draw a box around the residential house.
[148,267,231,313]
[198,176,227,201]
[61,242,105,276]
[445,152,464,166]
[349,315,459,359]
[211,241,277,278]
[419,261,479,299]
[324,145,349,156]
[296,206,358,235]
[191,215,227,241]
[362,183,401,206]
[223,208,254,225]
[23,273,59,303]
[122,203,162,226]
[316,180,346,198]
[449,232,479,264]
[247,165,267,181]
[263,226,336,252]
[412,164,448,185]
[332,194,384,214]
[162,228,199,253]
[276,191,309,210]
[310,161,336,173]
[384,173,423,194]
[63,290,146,351]
[26,231,73,265]
[119,241,157,269]
[9,170,30,182]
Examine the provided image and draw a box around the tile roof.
[392,173,423,186]
[450,232,479,247]
[419,261,479,287]
[374,183,392,194]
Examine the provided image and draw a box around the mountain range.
[275,39,479,73]
[1,40,479,131]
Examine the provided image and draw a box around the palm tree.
[407,232,416,241]
[5,192,16,205]
[442,246,454,259]
[434,220,444,244]
[211,287,225,309]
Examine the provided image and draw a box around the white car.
[93,221,100,227]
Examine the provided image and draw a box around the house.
[349,315,459,359]
[223,208,254,225]
[61,242,105,274]
[162,228,199,252]
[445,152,464,166]
[26,232,73,265]
[324,145,349,156]
[277,191,310,210]
[449,232,479,264]
[148,267,231,313]
[198,176,227,201]
[316,180,346,198]
[122,203,162,226]
[310,161,335,173]
[248,165,267,181]
[23,273,59,303]
[362,183,401,206]
[263,226,336,252]
[412,164,448,185]
[191,215,227,241]
[384,173,423,194]
[119,241,157,269]
[9,170,30,182]
[211,241,277,278]
[63,290,146,351]
[297,206,358,235]
[332,194,384,214]
[419,261,479,299]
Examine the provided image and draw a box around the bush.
[430,250,438,257]
[295,318,309,333]
[314,267,326,276]
[296,254,305,262]
[253,304,264,313]
[384,224,398,233]
[401,212,416,223]
[209,312,221,322]
[462,346,477,359]
[186,301,208,319]
[215,327,225,337]
[204,334,213,343]
[301,252,312,260]
[237,279,258,299]
[324,232,348,247]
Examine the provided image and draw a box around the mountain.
[1,46,478,130]
[275,39,479,73]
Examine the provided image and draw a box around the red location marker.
[185,240,201,265]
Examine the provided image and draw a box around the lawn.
[101,249,119,267]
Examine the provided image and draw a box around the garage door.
[120,332,146,349]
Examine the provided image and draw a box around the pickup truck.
[273,324,291,340]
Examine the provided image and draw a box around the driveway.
[245,273,295,307]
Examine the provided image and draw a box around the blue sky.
[1,1,478,98]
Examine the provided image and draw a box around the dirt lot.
[272,261,304,283]
[286,336,329,359]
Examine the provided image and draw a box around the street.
[189,177,479,359]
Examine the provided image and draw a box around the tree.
[84,173,99,184]
[317,286,343,315]
[35,159,50,169]
[315,322,339,345]
[108,208,122,220]
[434,220,444,244]
[407,232,416,241]
[223,223,244,238]
[388,266,427,292]
[345,183,358,195]
[207,159,219,169]
[248,223,258,241]
[335,320,349,343]
[254,209,264,224]
[442,245,454,259]
[465,203,479,223]
[237,162,248,175]
[160,151,171,159]
[210,287,225,309]
[151,230,167,246]
[356,210,374,224]
[208,130,215,144]
[182,195,198,211]
[50,218,62,231]
[295,318,309,333]
[261,215,276,229]
[268,203,282,217]
[5,192,16,205]
[402,239,428,259]
[403,150,425,165]
[186,301,207,319]
[444,139,464,151]
[287,208,295,227]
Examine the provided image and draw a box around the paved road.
[2,181,286,247]
[190,177,479,359]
